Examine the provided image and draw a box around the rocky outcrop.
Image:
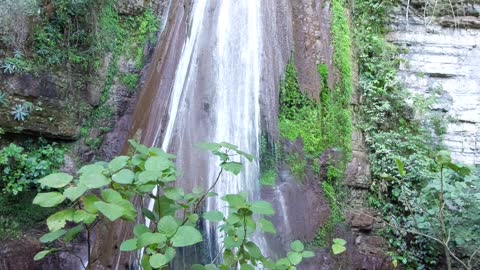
[388,5,480,165]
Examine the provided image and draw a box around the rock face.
[388,6,480,165]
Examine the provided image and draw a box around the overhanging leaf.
[40,229,67,243]
[94,201,125,221]
[39,173,73,188]
[251,201,275,215]
[203,211,224,222]
[120,238,138,251]
[221,162,243,175]
[171,226,203,247]
[112,169,135,184]
[33,192,66,208]
[63,186,88,201]
[79,173,110,189]
[108,156,130,172]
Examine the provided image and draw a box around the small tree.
[32,141,319,269]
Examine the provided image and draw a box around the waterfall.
[149,0,266,265]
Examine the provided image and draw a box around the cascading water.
[150,0,267,266]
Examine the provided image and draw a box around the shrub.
[0,140,65,195]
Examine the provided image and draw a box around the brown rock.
[346,209,376,231]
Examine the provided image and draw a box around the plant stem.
[438,165,452,270]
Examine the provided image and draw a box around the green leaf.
[116,199,137,221]
[220,142,238,150]
[145,156,170,171]
[138,232,167,247]
[165,247,176,260]
[112,169,135,184]
[192,265,206,270]
[447,163,471,177]
[129,140,150,155]
[290,240,304,252]
[235,150,254,162]
[47,209,74,231]
[141,254,152,270]
[108,156,130,172]
[82,195,100,214]
[63,186,87,201]
[101,189,123,203]
[436,150,452,165]
[251,201,275,215]
[133,224,150,238]
[287,251,302,265]
[78,164,105,175]
[34,250,55,261]
[332,243,346,255]
[246,241,263,259]
[39,173,73,188]
[33,192,66,207]
[137,170,162,184]
[73,210,97,224]
[203,211,224,222]
[395,158,406,177]
[137,184,156,193]
[302,250,315,258]
[94,201,125,221]
[120,238,138,251]
[226,213,242,225]
[221,162,243,175]
[164,187,184,200]
[158,215,179,237]
[142,208,157,222]
[40,229,67,243]
[150,253,169,268]
[79,173,110,189]
[171,226,203,247]
[333,238,346,245]
[221,194,246,209]
[64,225,84,242]
[195,143,222,151]
[259,218,276,234]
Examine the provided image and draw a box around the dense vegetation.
[352,0,480,268]
[0,136,65,240]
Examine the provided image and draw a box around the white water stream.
[149,0,266,265]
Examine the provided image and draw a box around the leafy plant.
[392,152,480,270]
[32,141,318,269]
[331,238,346,255]
[10,102,33,121]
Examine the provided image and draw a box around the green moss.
[279,62,323,157]
[120,73,140,92]
[260,170,277,186]
[259,135,279,186]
